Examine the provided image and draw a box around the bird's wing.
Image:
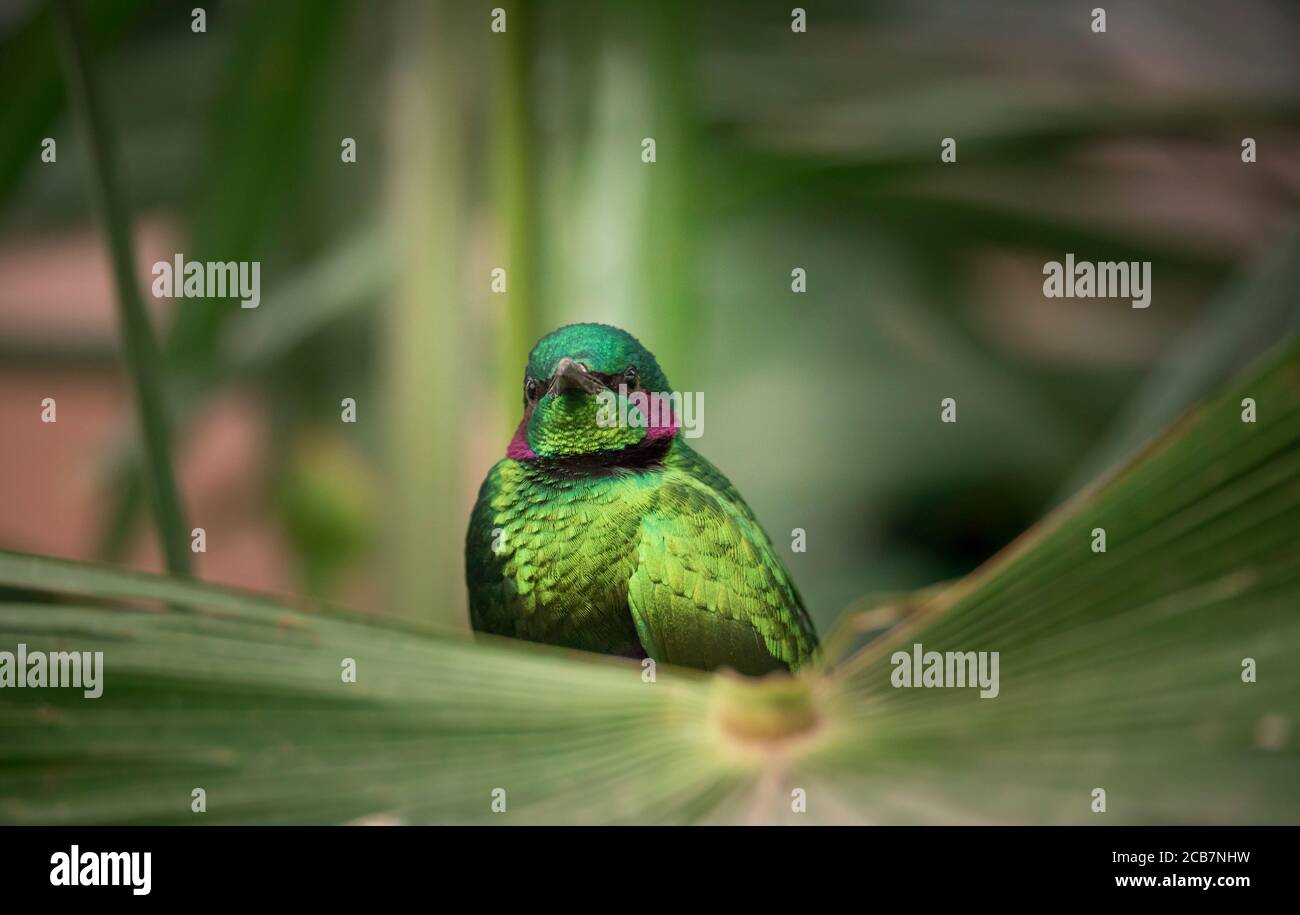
[465,459,516,635]
[626,472,817,675]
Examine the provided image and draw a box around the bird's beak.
[549,357,605,395]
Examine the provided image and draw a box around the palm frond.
[2,341,1298,824]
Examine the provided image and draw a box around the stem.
[384,0,467,625]
[56,0,191,575]
[491,0,540,441]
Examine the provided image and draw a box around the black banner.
[1,826,1288,901]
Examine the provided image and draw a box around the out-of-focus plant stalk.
[383,0,467,626]
[640,0,696,380]
[55,0,191,576]
[491,0,541,441]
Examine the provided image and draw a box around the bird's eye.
[525,378,539,401]
[624,366,638,388]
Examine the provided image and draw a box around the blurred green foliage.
[0,0,1297,634]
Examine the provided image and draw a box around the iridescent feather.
[466,324,817,674]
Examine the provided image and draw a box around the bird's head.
[508,323,678,461]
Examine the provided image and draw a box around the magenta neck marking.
[644,392,679,442]
[506,420,538,460]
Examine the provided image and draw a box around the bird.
[465,323,818,675]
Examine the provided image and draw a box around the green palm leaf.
[2,341,1298,824]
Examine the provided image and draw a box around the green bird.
[465,323,818,675]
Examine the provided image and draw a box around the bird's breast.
[472,465,655,653]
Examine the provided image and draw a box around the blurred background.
[1,0,1298,636]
